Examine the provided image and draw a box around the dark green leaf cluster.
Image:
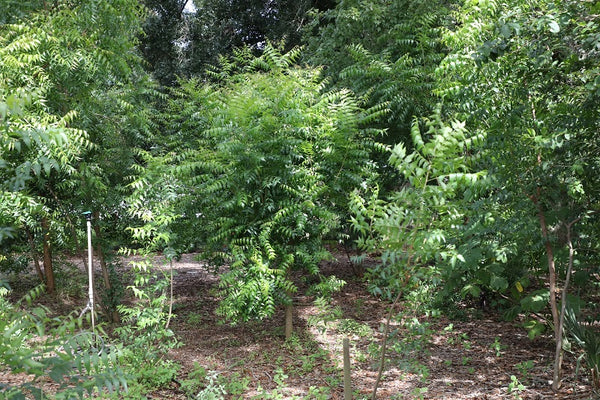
[351,106,486,301]
[139,0,335,85]
[433,0,600,306]
[303,0,458,149]
[0,0,154,259]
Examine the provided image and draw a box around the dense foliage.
[130,45,386,335]
[1,0,600,396]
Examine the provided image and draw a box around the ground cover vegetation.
[1,0,599,398]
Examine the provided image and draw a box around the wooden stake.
[343,337,352,400]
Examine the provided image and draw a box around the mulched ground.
[153,253,596,399]
[2,253,598,399]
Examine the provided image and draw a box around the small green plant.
[388,316,433,358]
[187,312,204,326]
[298,352,325,374]
[181,362,208,395]
[354,347,369,363]
[411,387,428,400]
[514,360,534,383]
[137,359,180,390]
[195,372,227,400]
[218,372,250,396]
[273,367,288,387]
[324,373,342,387]
[307,296,343,334]
[353,298,366,318]
[115,259,180,391]
[462,338,472,350]
[304,386,331,400]
[284,332,302,351]
[565,308,600,388]
[446,331,469,347]
[0,286,127,398]
[307,275,346,298]
[490,336,506,357]
[507,375,525,399]
[252,367,296,400]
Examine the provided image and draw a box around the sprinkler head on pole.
[83,211,92,221]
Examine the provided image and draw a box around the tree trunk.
[92,212,111,289]
[371,292,402,400]
[42,217,55,293]
[92,211,120,323]
[531,193,561,390]
[25,227,45,282]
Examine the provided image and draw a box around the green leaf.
[461,284,481,298]
[520,290,549,313]
[523,319,546,340]
[490,275,508,291]
[49,359,72,382]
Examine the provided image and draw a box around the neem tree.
[154,44,385,337]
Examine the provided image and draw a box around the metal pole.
[84,211,95,333]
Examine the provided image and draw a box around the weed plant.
[0,285,127,398]
[114,259,181,393]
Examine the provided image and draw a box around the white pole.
[85,212,95,333]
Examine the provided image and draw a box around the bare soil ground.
[3,253,598,399]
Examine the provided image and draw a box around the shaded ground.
[2,253,598,399]
[142,253,596,399]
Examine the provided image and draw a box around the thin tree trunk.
[166,259,174,329]
[531,193,561,390]
[25,227,45,282]
[371,291,402,400]
[91,212,121,323]
[92,213,111,289]
[554,218,580,390]
[42,217,55,293]
[285,269,294,339]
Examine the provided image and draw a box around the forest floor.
[141,253,595,400]
[4,252,598,399]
